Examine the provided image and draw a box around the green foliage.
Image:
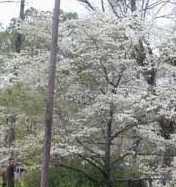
[18,161,141,187]
[22,168,96,187]
[0,83,45,164]
[16,169,134,187]
[62,11,78,21]
[0,83,44,115]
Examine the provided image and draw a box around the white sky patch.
[0,0,173,28]
[0,0,86,26]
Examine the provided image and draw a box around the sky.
[0,0,86,26]
[0,0,174,28]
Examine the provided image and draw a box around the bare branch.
[107,0,120,18]
[99,59,114,87]
[143,0,150,18]
[111,122,137,140]
[77,0,96,11]
[101,0,105,12]
[114,66,126,88]
[111,152,132,165]
[76,138,104,161]
[145,0,171,10]
[77,153,107,177]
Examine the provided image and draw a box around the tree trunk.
[6,163,15,187]
[40,1,60,187]
[104,105,113,187]
[19,0,25,20]
[131,0,136,12]
[15,0,25,53]
[2,170,6,187]
[101,0,105,12]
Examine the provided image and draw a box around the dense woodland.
[1,0,176,187]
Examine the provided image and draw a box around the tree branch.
[111,122,137,141]
[111,152,132,165]
[77,0,96,11]
[101,0,105,12]
[77,153,107,177]
[76,138,104,164]
[107,0,120,18]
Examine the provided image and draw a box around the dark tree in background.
[15,0,25,53]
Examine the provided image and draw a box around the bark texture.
[40,1,60,187]
[15,0,25,53]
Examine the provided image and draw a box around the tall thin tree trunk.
[15,0,25,53]
[40,1,60,187]
[19,0,25,20]
[104,105,113,187]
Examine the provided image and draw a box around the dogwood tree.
[1,4,176,187]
